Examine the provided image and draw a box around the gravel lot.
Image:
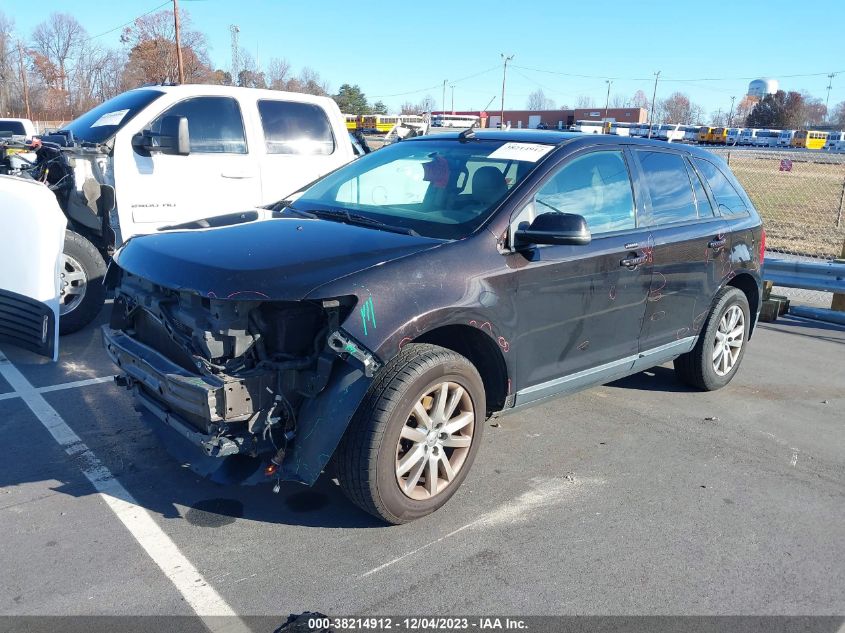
[1,306,843,625]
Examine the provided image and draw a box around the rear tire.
[674,287,750,391]
[336,343,485,524]
[59,230,107,335]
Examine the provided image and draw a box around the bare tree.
[297,66,329,95]
[609,93,628,108]
[631,90,649,110]
[527,88,555,110]
[833,101,845,127]
[266,57,290,90]
[659,92,694,124]
[575,94,595,109]
[32,13,85,94]
[0,12,16,115]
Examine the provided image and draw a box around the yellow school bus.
[344,114,360,131]
[791,130,828,149]
[697,126,714,143]
[711,127,728,144]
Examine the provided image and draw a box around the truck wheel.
[59,230,107,335]
[674,287,750,391]
[336,343,485,524]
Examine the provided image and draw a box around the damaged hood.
[114,216,443,300]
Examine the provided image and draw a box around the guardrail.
[762,258,845,325]
[763,259,845,293]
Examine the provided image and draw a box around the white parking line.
[0,351,250,632]
[0,375,115,401]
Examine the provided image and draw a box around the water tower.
[747,78,779,98]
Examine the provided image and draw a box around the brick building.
[432,107,647,129]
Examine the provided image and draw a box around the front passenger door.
[513,149,653,404]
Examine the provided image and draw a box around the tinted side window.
[686,159,714,217]
[0,121,26,135]
[535,150,636,234]
[152,97,247,154]
[694,158,748,215]
[258,100,335,155]
[637,150,698,225]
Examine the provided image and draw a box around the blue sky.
[5,0,844,114]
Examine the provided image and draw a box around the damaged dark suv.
[102,130,764,523]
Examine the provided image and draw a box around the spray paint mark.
[226,290,271,300]
[609,284,617,300]
[497,336,510,352]
[578,340,590,351]
[650,311,666,321]
[398,336,413,351]
[360,296,376,335]
[648,272,666,303]
[676,327,690,339]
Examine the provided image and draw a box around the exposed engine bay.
[1,134,116,249]
[102,271,380,484]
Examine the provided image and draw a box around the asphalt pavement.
[0,307,843,622]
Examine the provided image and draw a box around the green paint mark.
[360,296,376,336]
[345,343,357,353]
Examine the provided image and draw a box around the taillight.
[759,228,766,263]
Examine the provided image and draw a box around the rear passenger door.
[632,149,729,352]
[256,100,347,203]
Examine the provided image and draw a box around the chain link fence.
[708,147,845,307]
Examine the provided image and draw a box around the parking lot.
[1,305,843,623]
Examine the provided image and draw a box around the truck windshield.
[292,138,551,240]
[61,89,164,144]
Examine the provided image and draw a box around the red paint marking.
[507,378,512,394]
[609,285,617,300]
[398,336,413,350]
[497,336,510,353]
[577,340,590,351]
[207,291,217,299]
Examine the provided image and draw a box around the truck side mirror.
[158,116,190,155]
[131,115,190,156]
[514,212,591,248]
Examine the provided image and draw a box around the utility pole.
[17,41,31,120]
[230,25,240,86]
[727,95,736,127]
[825,73,836,122]
[451,84,455,114]
[500,53,514,129]
[442,79,447,117]
[604,79,612,121]
[173,0,185,84]
[648,71,660,138]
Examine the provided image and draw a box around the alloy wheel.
[713,305,745,376]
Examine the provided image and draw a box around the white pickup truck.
[2,85,356,334]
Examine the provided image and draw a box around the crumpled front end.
[102,269,379,486]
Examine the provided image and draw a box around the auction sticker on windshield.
[90,109,130,127]
[487,142,555,162]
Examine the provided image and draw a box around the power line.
[86,1,171,41]
[370,65,499,99]
[512,64,845,83]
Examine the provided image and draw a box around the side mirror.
[514,212,591,248]
[131,115,190,156]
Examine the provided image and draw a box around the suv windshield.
[61,89,164,144]
[292,138,551,239]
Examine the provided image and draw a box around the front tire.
[59,230,107,335]
[674,287,750,391]
[336,343,486,524]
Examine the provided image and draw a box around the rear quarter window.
[258,100,335,155]
[636,150,699,225]
[693,158,749,216]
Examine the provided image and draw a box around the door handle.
[221,171,255,179]
[708,236,727,249]
[620,253,646,269]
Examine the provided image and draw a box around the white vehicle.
[777,130,796,147]
[609,121,635,136]
[398,114,426,126]
[654,123,685,142]
[431,114,479,128]
[754,129,779,147]
[738,128,759,145]
[7,85,355,334]
[0,176,66,360]
[573,120,606,134]
[824,131,845,150]
[0,118,37,138]
[726,128,744,145]
[681,125,700,143]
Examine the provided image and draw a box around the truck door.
[120,96,261,235]
[0,176,65,360]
